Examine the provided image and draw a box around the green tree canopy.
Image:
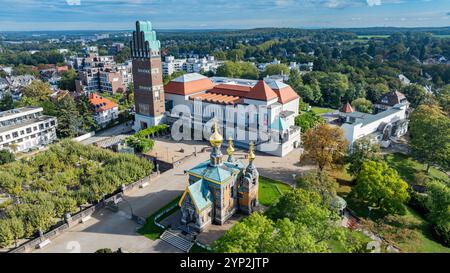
[216,61,259,79]
[0,149,15,165]
[347,137,382,175]
[264,63,289,77]
[58,69,78,92]
[409,103,450,172]
[0,92,14,111]
[351,98,373,113]
[351,161,409,215]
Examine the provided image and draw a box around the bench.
[37,239,51,249]
[80,215,91,223]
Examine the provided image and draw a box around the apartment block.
[0,107,57,153]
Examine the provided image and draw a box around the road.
[34,149,211,253]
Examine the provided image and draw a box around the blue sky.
[0,0,449,31]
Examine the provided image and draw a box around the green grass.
[384,153,449,183]
[398,207,450,253]
[259,176,292,206]
[138,195,181,240]
[310,107,335,115]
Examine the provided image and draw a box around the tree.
[402,84,428,108]
[213,212,330,253]
[0,149,15,164]
[0,220,13,248]
[7,217,24,247]
[264,64,289,76]
[58,69,77,91]
[351,161,409,215]
[319,72,349,108]
[436,85,450,114]
[302,124,348,172]
[347,137,381,175]
[267,188,342,245]
[351,98,372,113]
[297,171,338,205]
[56,96,83,138]
[22,80,52,102]
[425,180,450,246]
[0,91,14,111]
[216,61,259,79]
[125,136,155,153]
[294,111,324,133]
[409,103,450,172]
[213,213,275,253]
[367,83,389,103]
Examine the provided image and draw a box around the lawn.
[310,107,335,115]
[384,153,449,183]
[398,207,450,253]
[346,196,450,253]
[138,195,181,240]
[258,176,292,206]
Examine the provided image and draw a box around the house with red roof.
[88,93,119,128]
[164,73,301,157]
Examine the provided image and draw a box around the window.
[5,134,10,140]
[33,126,37,131]
[154,90,160,100]
[39,124,44,130]
[0,136,2,142]
[151,68,159,74]
[20,130,25,135]
[26,128,32,134]
[12,132,18,138]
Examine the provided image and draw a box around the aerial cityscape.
[0,0,449,266]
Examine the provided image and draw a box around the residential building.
[88,93,119,128]
[373,90,409,113]
[162,55,222,76]
[131,21,166,130]
[164,73,301,157]
[179,124,259,232]
[0,106,57,153]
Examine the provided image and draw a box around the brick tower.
[131,21,165,131]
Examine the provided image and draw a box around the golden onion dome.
[209,121,223,148]
[248,141,256,162]
[227,137,235,155]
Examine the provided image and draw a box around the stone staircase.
[160,230,194,252]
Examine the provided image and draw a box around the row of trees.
[14,80,96,138]
[0,140,153,248]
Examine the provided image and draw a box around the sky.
[0,0,449,31]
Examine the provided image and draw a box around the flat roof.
[0,115,55,134]
[0,106,43,120]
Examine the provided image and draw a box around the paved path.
[80,123,133,146]
[34,150,211,253]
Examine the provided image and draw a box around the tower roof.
[340,102,354,113]
[209,121,223,148]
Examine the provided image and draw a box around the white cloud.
[66,0,81,5]
[367,0,382,7]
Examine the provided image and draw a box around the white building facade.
[0,107,57,153]
[164,73,301,157]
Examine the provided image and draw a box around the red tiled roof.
[271,85,300,104]
[210,81,278,102]
[88,93,118,113]
[165,78,215,95]
[340,102,354,113]
[246,80,278,101]
[190,92,241,105]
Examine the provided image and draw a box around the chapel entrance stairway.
[160,230,194,252]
